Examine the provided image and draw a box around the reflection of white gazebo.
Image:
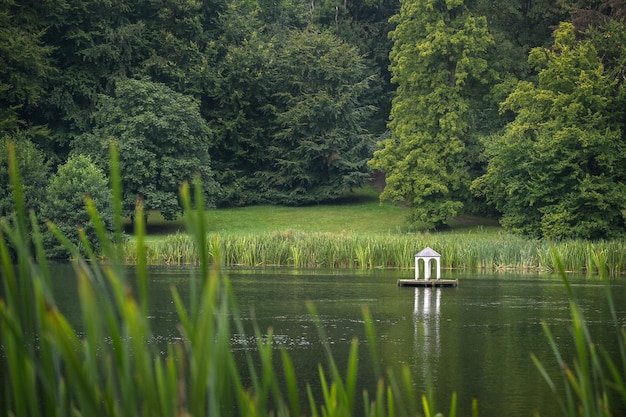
[414,247,441,281]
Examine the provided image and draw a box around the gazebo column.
[414,247,441,281]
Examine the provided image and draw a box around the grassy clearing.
[206,186,413,234]
[135,186,500,238]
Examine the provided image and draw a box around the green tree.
[31,0,228,153]
[473,22,626,239]
[200,0,280,206]
[559,0,626,30]
[209,27,377,206]
[262,28,377,205]
[0,134,51,218]
[138,0,221,95]
[471,0,569,118]
[36,0,148,145]
[370,0,494,229]
[206,32,276,206]
[310,0,399,133]
[0,0,55,135]
[73,78,219,220]
[41,155,113,259]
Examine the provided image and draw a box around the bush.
[40,154,113,258]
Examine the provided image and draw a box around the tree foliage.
[263,29,377,205]
[370,0,494,228]
[0,134,51,218]
[73,78,219,220]
[473,22,626,239]
[209,27,378,206]
[206,31,276,206]
[0,0,55,135]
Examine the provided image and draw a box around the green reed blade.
[29,211,52,291]
[0,224,19,315]
[471,396,478,417]
[133,198,148,316]
[345,337,359,413]
[109,142,124,253]
[6,142,27,241]
[362,306,382,377]
[44,304,101,415]
[448,391,457,417]
[281,349,302,417]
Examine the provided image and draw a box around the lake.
[50,265,626,417]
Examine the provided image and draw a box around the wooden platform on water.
[397,279,458,288]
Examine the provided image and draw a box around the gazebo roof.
[414,247,440,258]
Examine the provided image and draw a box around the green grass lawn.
[136,185,501,239]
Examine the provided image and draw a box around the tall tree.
[0,0,55,136]
[207,13,378,205]
[73,78,219,220]
[370,0,494,229]
[472,22,626,239]
[310,0,399,133]
[36,0,148,151]
[559,0,626,30]
[205,35,276,205]
[139,0,219,96]
[262,28,377,205]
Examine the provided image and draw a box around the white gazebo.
[414,247,441,281]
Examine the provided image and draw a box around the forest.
[1,0,626,246]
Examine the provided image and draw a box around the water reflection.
[43,266,626,417]
[413,288,441,380]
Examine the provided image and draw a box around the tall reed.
[1,143,467,417]
[531,247,626,416]
[124,231,626,275]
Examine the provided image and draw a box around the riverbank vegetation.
[122,187,626,275]
[124,229,626,275]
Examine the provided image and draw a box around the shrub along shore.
[123,230,626,275]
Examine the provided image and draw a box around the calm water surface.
[51,266,626,417]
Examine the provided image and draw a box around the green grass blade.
[448,391,457,417]
[345,337,359,413]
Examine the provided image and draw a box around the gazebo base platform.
[397,279,458,288]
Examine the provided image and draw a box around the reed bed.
[124,230,626,275]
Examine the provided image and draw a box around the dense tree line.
[1,0,625,253]
[370,0,626,239]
